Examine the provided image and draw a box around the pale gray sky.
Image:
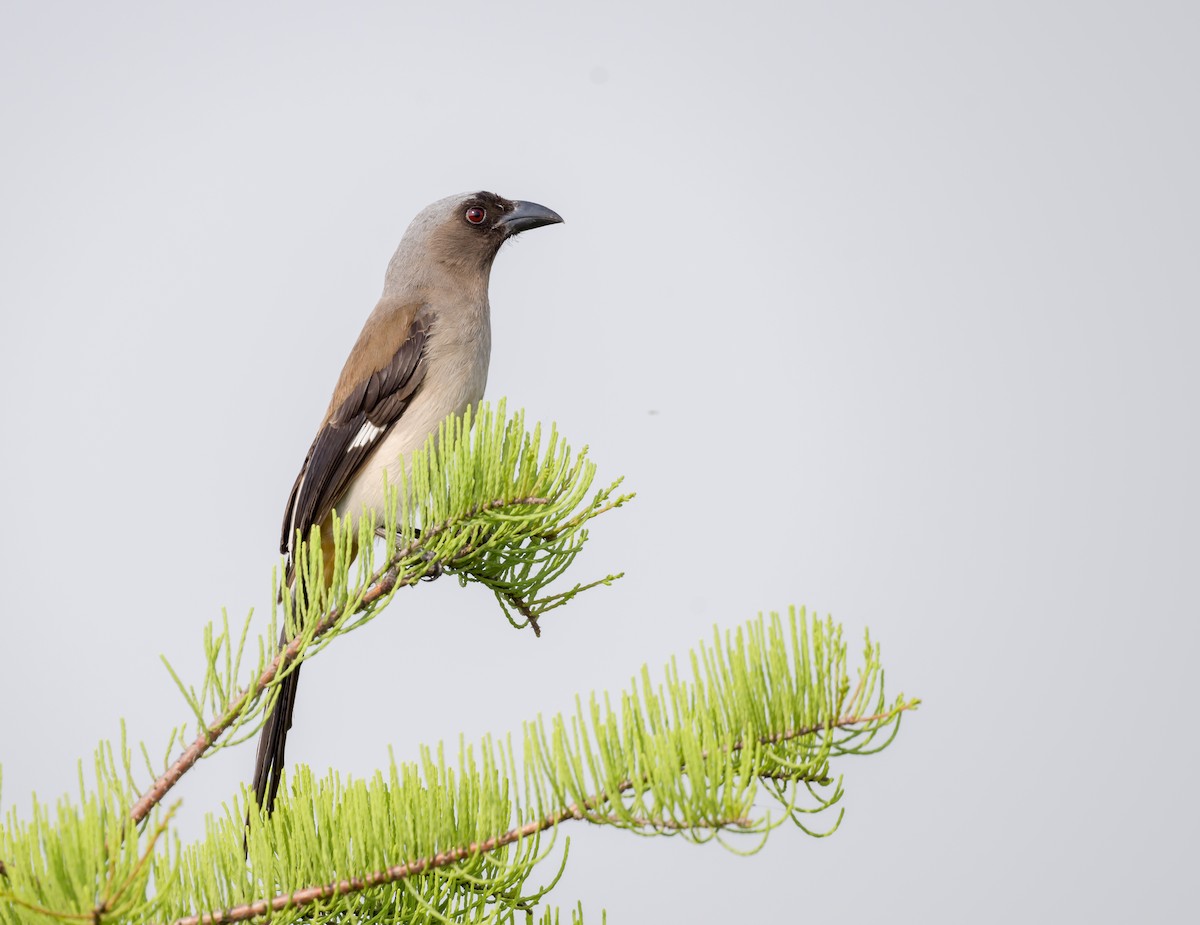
[1,2,1196,922]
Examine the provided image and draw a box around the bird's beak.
[498,200,564,236]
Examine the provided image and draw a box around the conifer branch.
[163,702,915,925]
[0,407,916,925]
[130,492,572,826]
[129,567,398,826]
[130,405,629,827]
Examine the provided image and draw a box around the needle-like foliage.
[0,405,918,925]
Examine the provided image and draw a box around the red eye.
[465,207,486,225]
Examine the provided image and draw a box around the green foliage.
[0,405,918,925]
[153,401,630,774]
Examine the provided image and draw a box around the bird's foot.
[420,555,443,582]
[380,526,444,582]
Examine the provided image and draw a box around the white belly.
[333,343,488,531]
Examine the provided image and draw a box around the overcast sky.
[1,2,1196,922]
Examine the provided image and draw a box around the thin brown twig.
[129,495,555,827]
[0,494,584,912]
[164,701,918,925]
[128,573,393,825]
[757,707,914,748]
[593,813,755,831]
[503,593,542,636]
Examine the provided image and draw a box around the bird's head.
[390,191,563,281]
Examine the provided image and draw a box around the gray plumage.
[253,191,563,814]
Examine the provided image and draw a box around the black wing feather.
[280,311,431,559]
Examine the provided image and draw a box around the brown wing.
[281,306,432,560]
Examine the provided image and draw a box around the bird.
[252,191,563,814]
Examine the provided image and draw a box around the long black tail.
[251,633,302,815]
[251,533,336,820]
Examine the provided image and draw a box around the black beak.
[498,200,564,236]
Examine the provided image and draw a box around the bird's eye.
[465,207,486,225]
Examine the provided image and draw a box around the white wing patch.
[348,421,384,451]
